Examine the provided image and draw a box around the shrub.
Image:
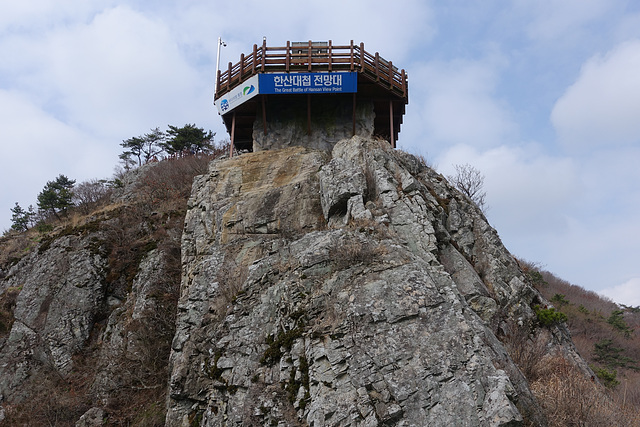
[551,293,569,306]
[531,355,639,426]
[592,365,620,388]
[534,305,568,327]
[608,310,633,338]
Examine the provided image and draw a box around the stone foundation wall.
[252,96,375,152]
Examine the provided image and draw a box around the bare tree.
[448,163,487,213]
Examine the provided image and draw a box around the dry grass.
[531,355,640,426]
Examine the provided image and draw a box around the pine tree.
[37,175,76,219]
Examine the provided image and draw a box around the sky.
[1,0,639,306]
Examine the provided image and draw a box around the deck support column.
[262,96,267,135]
[389,100,395,148]
[230,111,236,157]
[352,93,357,136]
[307,94,311,136]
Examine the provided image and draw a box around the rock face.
[0,233,107,399]
[252,97,375,152]
[0,135,590,426]
[165,136,584,426]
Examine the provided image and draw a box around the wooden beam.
[286,41,290,72]
[389,100,395,148]
[252,44,257,75]
[230,111,236,157]
[216,69,221,99]
[307,94,311,135]
[401,69,406,100]
[262,95,267,135]
[352,93,357,136]
[350,40,354,72]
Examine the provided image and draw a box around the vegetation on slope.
[516,259,640,425]
[0,135,229,425]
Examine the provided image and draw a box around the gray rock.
[164,136,580,426]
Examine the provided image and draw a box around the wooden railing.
[215,40,408,101]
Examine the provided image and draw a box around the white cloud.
[207,0,435,64]
[520,0,614,43]
[0,89,115,231]
[436,143,579,235]
[551,39,640,150]
[600,278,640,307]
[38,6,206,137]
[406,58,517,151]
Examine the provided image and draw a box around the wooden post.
[308,40,312,71]
[352,93,357,136]
[262,96,267,135]
[252,44,257,75]
[360,42,365,71]
[307,94,311,135]
[261,38,267,72]
[389,100,395,148]
[286,41,290,72]
[216,69,221,100]
[388,60,393,89]
[350,40,354,72]
[401,69,406,99]
[375,53,380,82]
[226,62,232,91]
[230,111,236,157]
[239,53,245,80]
[328,40,332,71]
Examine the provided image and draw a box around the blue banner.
[259,72,357,94]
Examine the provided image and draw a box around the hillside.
[0,136,638,426]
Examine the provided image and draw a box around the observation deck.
[214,40,408,152]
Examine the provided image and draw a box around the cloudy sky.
[1,0,639,305]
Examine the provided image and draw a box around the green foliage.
[607,310,633,338]
[526,270,547,288]
[260,327,303,366]
[163,124,214,155]
[551,293,569,306]
[593,339,638,370]
[578,304,590,314]
[621,304,640,313]
[10,203,35,232]
[35,222,54,233]
[592,365,620,388]
[36,175,76,219]
[534,305,568,327]
[120,127,166,167]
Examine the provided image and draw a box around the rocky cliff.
[0,136,590,426]
[165,136,588,426]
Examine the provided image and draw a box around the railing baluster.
[286,41,290,72]
[217,41,408,101]
[252,44,257,75]
[350,40,354,72]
